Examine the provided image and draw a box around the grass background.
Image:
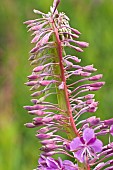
[0,0,113,169]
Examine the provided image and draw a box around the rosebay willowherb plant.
[24,0,113,169]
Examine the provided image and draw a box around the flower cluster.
[37,156,78,170]
[24,0,113,169]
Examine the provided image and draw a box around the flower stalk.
[24,0,113,169]
[52,20,80,139]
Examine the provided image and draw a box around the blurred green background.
[0,0,113,169]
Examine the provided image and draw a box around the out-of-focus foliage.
[0,0,113,169]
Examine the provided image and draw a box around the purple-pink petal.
[70,137,83,151]
[83,128,95,143]
[74,149,85,163]
[87,137,96,145]
[90,139,103,153]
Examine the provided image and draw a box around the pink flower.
[70,128,103,163]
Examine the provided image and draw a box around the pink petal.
[90,139,103,153]
[74,149,84,163]
[83,128,95,143]
[70,137,82,151]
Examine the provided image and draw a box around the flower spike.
[24,0,112,169]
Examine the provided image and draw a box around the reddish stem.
[52,20,80,137]
[87,164,90,170]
